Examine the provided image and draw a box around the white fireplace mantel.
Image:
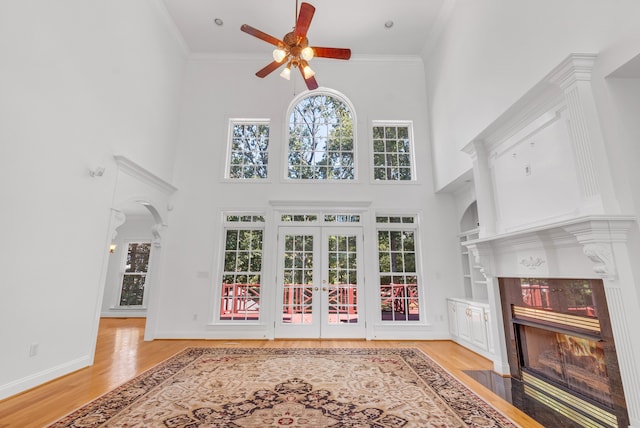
[463,214,640,427]
[463,215,635,280]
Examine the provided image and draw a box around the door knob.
[314,287,319,291]
[322,287,327,291]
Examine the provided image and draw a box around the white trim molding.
[114,155,178,195]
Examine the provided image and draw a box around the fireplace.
[500,278,629,428]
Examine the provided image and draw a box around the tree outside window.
[372,123,414,181]
[119,242,151,306]
[227,121,270,179]
[376,216,420,321]
[288,94,354,180]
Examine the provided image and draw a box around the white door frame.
[275,225,365,338]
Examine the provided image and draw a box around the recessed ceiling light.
[214,18,224,26]
[384,20,394,29]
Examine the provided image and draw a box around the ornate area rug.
[48,347,518,427]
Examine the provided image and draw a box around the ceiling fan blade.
[256,61,285,78]
[298,63,319,90]
[241,24,283,47]
[294,2,315,39]
[311,47,351,60]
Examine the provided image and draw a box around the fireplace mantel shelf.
[460,214,637,281]
[463,215,636,247]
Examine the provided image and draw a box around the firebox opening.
[500,277,629,428]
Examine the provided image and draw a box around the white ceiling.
[161,0,450,57]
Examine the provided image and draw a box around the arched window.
[287,92,355,180]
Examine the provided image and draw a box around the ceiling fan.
[240,1,351,90]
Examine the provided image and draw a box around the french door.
[275,226,365,338]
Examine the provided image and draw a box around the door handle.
[322,287,327,291]
[314,287,319,291]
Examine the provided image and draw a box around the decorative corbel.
[110,209,126,241]
[465,242,494,279]
[564,217,634,280]
[582,243,616,280]
[151,223,165,248]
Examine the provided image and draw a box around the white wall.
[147,56,462,339]
[426,0,640,191]
[0,0,185,399]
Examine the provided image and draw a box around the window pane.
[219,228,264,321]
[377,228,420,321]
[227,122,269,179]
[372,124,414,181]
[125,243,151,273]
[288,94,355,180]
[119,275,146,306]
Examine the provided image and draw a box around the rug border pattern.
[47,347,518,428]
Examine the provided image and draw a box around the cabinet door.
[455,302,471,341]
[447,300,458,337]
[484,308,494,353]
[469,305,487,350]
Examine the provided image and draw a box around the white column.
[565,219,640,427]
[546,54,620,214]
[465,141,497,238]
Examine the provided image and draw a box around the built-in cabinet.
[447,297,493,358]
[458,228,488,301]
[449,202,494,359]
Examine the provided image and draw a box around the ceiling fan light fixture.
[301,46,314,61]
[280,65,291,80]
[272,48,287,63]
[302,64,315,79]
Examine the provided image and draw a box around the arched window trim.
[283,87,358,181]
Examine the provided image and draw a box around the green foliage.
[288,95,354,179]
[229,123,269,179]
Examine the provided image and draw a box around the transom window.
[376,215,421,322]
[372,122,414,181]
[219,214,265,321]
[288,93,355,180]
[226,120,270,179]
[279,212,361,224]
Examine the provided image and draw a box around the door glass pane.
[281,235,314,324]
[327,234,358,324]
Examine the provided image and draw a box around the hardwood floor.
[0,318,543,427]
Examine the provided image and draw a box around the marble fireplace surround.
[462,215,640,427]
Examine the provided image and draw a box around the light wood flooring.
[0,318,543,427]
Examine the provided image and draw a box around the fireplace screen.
[518,324,612,407]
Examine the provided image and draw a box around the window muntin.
[119,242,151,307]
[227,121,270,179]
[288,94,355,180]
[219,215,265,321]
[376,216,420,322]
[372,123,414,181]
[279,212,361,224]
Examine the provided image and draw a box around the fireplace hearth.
[500,278,629,428]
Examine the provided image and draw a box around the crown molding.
[151,0,190,57]
[114,155,178,195]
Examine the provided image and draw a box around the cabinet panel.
[447,298,493,358]
[469,305,487,350]
[455,302,471,341]
[447,300,458,336]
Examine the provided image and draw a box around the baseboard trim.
[0,355,91,400]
